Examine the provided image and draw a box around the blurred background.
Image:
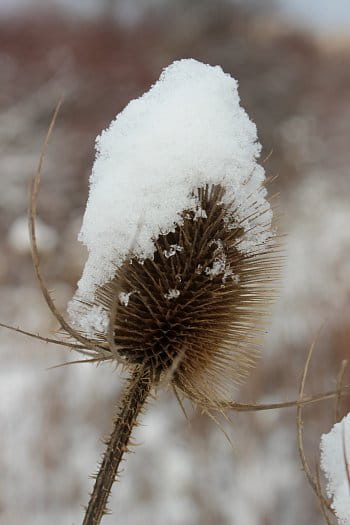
[1,1,350,524]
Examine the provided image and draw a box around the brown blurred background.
[1,1,350,524]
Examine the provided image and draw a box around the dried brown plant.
[91,182,279,407]
[1,103,350,525]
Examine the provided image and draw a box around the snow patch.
[119,291,132,306]
[164,289,180,300]
[320,413,350,524]
[74,304,109,337]
[164,244,183,258]
[194,207,208,219]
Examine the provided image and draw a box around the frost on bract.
[68,58,273,337]
[320,413,350,525]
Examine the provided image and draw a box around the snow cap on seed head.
[69,58,273,338]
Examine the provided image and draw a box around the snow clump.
[320,413,350,525]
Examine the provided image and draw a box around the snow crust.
[69,59,272,332]
[320,413,350,524]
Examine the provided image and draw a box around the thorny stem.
[83,366,152,525]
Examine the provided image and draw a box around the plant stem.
[83,366,152,525]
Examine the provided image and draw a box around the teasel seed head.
[67,59,280,410]
[85,183,279,409]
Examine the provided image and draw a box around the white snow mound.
[320,413,350,525]
[68,58,272,334]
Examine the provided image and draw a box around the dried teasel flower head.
[68,59,279,409]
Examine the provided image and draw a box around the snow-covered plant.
[68,59,276,405]
[68,58,279,523]
[2,58,349,525]
[321,414,350,525]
